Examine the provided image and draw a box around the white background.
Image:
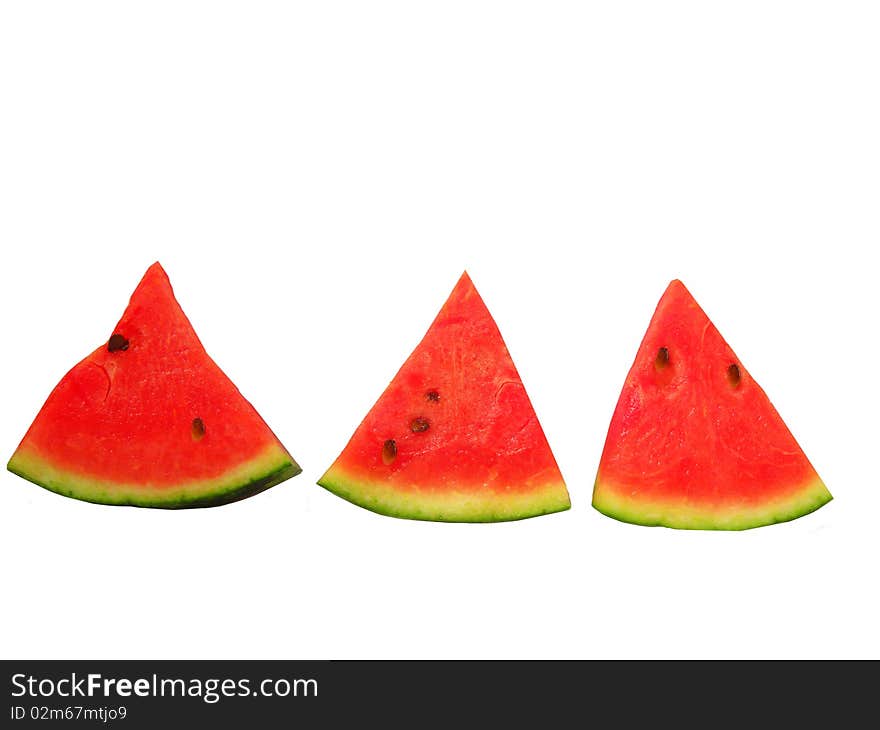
[1,2,877,659]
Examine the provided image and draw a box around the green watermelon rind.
[318,467,571,523]
[592,476,832,531]
[7,444,301,509]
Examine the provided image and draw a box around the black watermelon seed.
[410,417,430,433]
[655,347,669,368]
[426,390,440,402]
[727,363,741,387]
[192,417,206,440]
[382,439,397,465]
[107,334,129,352]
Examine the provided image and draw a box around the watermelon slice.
[7,263,300,508]
[318,272,570,522]
[593,279,831,530]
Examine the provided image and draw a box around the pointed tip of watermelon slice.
[455,269,475,291]
[126,262,174,304]
[663,278,693,299]
[142,260,168,278]
[437,270,484,317]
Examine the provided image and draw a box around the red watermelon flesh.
[593,279,831,530]
[318,272,570,522]
[8,263,300,507]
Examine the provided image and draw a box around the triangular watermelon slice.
[593,279,831,530]
[318,272,570,522]
[8,262,300,507]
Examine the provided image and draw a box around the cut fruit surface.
[592,280,831,530]
[8,262,300,507]
[318,273,570,522]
